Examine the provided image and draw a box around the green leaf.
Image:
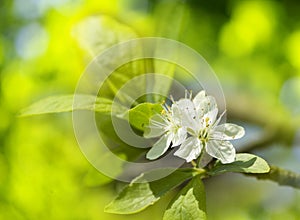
[163,176,206,220]
[104,168,194,214]
[98,59,175,104]
[96,114,146,160]
[73,16,176,104]
[20,95,126,116]
[208,153,270,176]
[128,102,163,131]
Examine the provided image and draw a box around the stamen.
[170,95,175,103]
[157,112,171,124]
[151,120,166,127]
[205,117,209,123]
[162,103,171,112]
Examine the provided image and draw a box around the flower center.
[198,128,209,141]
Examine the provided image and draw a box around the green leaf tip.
[208,153,270,176]
[163,176,206,220]
[19,94,127,117]
[104,179,159,214]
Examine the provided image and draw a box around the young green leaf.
[208,153,270,176]
[19,95,126,116]
[163,176,206,220]
[128,102,163,131]
[104,168,194,214]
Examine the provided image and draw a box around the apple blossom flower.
[144,90,245,164]
[174,91,245,164]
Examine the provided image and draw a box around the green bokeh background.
[1,0,300,219]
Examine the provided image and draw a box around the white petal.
[193,90,206,107]
[195,95,217,115]
[206,140,236,164]
[171,104,182,124]
[171,127,187,147]
[146,135,170,160]
[175,99,199,131]
[211,123,245,140]
[195,96,218,127]
[176,99,196,116]
[212,110,226,128]
[174,137,203,162]
[144,114,167,138]
[203,107,218,126]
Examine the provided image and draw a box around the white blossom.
[144,90,245,164]
[174,91,245,164]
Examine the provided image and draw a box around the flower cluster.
[144,91,245,164]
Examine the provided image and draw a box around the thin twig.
[246,165,300,189]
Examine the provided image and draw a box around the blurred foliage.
[0,0,300,219]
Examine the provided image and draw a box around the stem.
[193,167,207,177]
[190,143,206,169]
[196,141,205,167]
[246,165,300,189]
[191,160,197,168]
